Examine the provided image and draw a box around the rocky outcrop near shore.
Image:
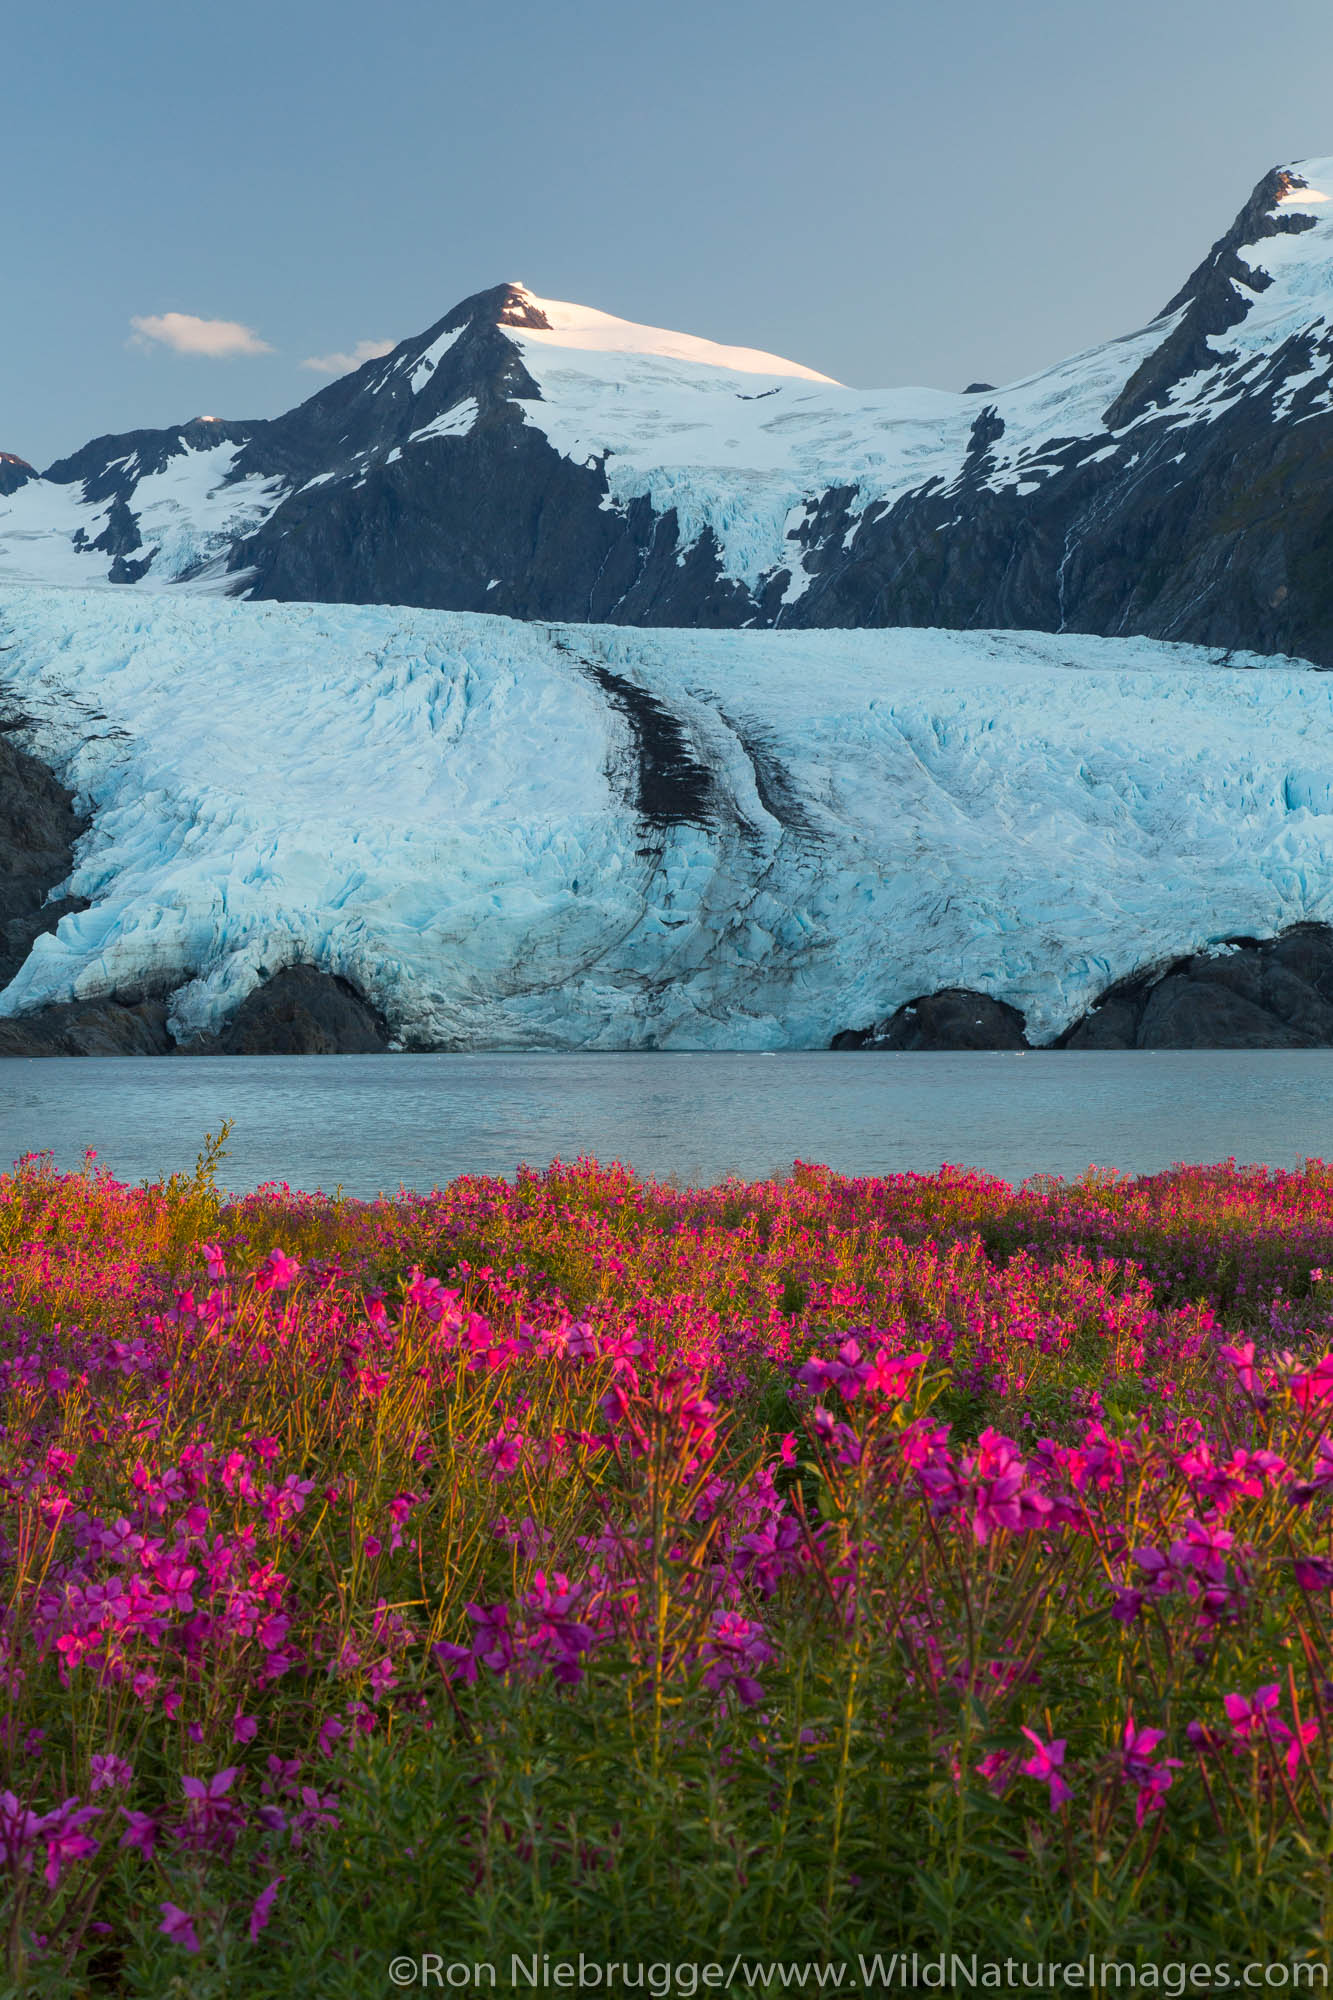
[835,927,1333,1052]
[185,967,391,1055]
[1058,927,1333,1049]
[0,967,389,1057]
[832,990,1030,1051]
[0,994,173,1057]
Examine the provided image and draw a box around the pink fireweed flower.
[158,1903,200,1953]
[864,1348,927,1404]
[89,1754,133,1793]
[1019,1727,1073,1811]
[1121,1713,1182,1826]
[1219,1341,1261,1395]
[178,1766,241,1851]
[466,1601,515,1675]
[483,1427,525,1479]
[431,1640,477,1685]
[255,1248,301,1293]
[367,1656,398,1699]
[118,1809,158,1857]
[521,1572,598,1685]
[403,1267,461,1322]
[0,1792,49,1874]
[1292,1435,1333,1505]
[1222,1684,1283,1744]
[1289,1353,1333,1412]
[1283,1717,1321,1776]
[1220,1684,1320,1774]
[39,1799,102,1888]
[249,1876,285,1942]
[232,1712,259,1744]
[797,1339,865,1399]
[701,1611,772,1708]
[939,1431,1054,1545]
[199,1241,227,1282]
[290,1785,339,1847]
[976,1750,1016,1797]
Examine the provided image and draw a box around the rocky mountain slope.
[5,161,1333,659]
[1,587,1332,1054]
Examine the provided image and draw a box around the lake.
[1,1051,1331,1197]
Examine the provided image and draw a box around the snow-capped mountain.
[5,159,1333,657]
[1,586,1332,1055]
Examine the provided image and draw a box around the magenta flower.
[483,1428,524,1479]
[159,1903,200,1952]
[1018,1727,1072,1811]
[1294,1555,1333,1590]
[199,1241,227,1281]
[118,1808,159,1857]
[0,1792,49,1875]
[1283,1717,1321,1775]
[1223,1684,1282,1743]
[89,1753,134,1793]
[976,1750,1015,1796]
[432,1640,478,1685]
[249,1875,285,1942]
[179,1766,242,1851]
[864,1347,926,1403]
[1219,1341,1260,1394]
[38,1799,102,1888]
[256,1248,301,1293]
[1121,1712,1182,1825]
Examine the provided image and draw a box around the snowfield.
[0,585,1331,1050]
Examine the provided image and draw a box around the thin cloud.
[300,338,396,376]
[130,312,274,358]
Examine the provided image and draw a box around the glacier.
[1,585,1332,1051]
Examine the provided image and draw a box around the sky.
[7,0,1333,469]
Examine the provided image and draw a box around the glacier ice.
[0,586,1331,1050]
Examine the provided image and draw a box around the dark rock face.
[833,927,1333,1051]
[1059,927,1333,1049]
[0,726,89,987]
[832,989,1030,1051]
[0,967,390,1057]
[0,996,174,1057]
[184,967,391,1056]
[0,453,36,497]
[228,290,757,626]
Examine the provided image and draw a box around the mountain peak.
[1104,159,1333,427]
[491,286,840,384]
[0,453,36,498]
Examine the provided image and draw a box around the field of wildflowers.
[5,1132,1333,1995]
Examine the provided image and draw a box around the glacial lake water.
[1,1051,1333,1197]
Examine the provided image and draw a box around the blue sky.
[8,0,1333,467]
